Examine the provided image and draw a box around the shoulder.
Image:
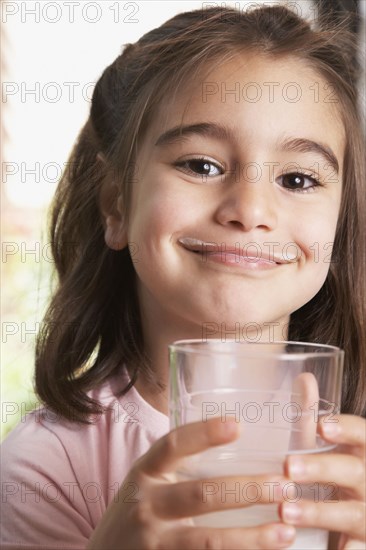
[0,365,169,548]
[1,408,92,549]
[2,364,169,484]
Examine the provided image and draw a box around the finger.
[160,523,296,550]
[285,453,365,500]
[152,475,293,518]
[319,415,366,458]
[280,500,366,542]
[139,417,240,476]
[344,538,366,549]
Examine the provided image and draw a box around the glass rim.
[168,339,344,359]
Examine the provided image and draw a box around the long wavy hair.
[35,4,366,422]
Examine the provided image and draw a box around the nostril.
[229,220,244,228]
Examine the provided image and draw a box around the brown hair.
[35,4,366,422]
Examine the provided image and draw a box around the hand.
[279,414,366,550]
[87,417,296,550]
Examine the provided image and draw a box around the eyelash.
[174,157,324,193]
[174,157,222,178]
[280,170,323,193]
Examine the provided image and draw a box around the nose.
[214,171,278,232]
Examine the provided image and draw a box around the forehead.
[144,53,345,160]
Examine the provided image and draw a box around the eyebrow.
[155,122,339,174]
[277,137,339,174]
[154,122,234,146]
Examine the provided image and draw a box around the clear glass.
[169,340,344,550]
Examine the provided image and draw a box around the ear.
[98,154,128,251]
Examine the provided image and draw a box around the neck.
[130,310,201,416]
[131,286,290,416]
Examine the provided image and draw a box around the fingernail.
[282,503,302,524]
[275,524,296,543]
[272,480,297,501]
[220,418,239,438]
[282,481,298,500]
[288,456,306,480]
[322,422,341,438]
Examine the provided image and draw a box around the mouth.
[177,237,298,268]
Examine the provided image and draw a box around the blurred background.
[1,0,364,441]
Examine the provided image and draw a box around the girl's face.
[108,53,345,340]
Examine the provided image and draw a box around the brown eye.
[175,158,223,177]
[279,172,320,192]
[188,160,214,175]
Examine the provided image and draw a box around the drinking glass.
[169,340,344,550]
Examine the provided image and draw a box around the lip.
[178,237,298,269]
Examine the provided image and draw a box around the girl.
[1,4,365,550]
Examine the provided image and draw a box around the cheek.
[130,171,207,239]
[127,184,201,281]
[130,193,194,242]
[295,206,340,285]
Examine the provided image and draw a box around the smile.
[178,237,297,271]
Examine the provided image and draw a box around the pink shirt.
[0,365,170,549]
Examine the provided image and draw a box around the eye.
[175,157,223,178]
[277,172,322,193]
